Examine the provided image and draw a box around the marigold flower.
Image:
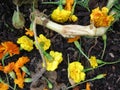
[36,34,51,50]
[68,61,86,83]
[17,36,34,52]
[51,7,71,23]
[0,63,3,71]
[25,28,34,37]
[64,0,74,11]
[89,56,98,68]
[90,7,114,27]
[69,15,78,22]
[3,62,15,73]
[1,41,20,58]
[14,56,30,70]
[0,45,5,59]
[14,69,25,89]
[0,82,9,90]
[43,51,63,71]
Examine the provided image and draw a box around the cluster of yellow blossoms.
[51,0,78,23]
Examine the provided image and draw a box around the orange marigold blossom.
[25,28,34,37]
[0,82,9,90]
[0,45,5,59]
[14,56,30,70]
[68,61,86,83]
[14,69,26,89]
[0,41,20,59]
[3,62,15,73]
[65,0,74,11]
[0,63,3,71]
[90,7,114,27]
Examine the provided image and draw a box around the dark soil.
[0,0,120,90]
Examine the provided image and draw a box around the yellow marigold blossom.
[89,56,98,68]
[69,15,78,22]
[51,7,71,23]
[0,82,9,90]
[37,34,51,50]
[17,36,33,52]
[14,69,25,89]
[1,41,20,58]
[3,62,15,73]
[14,56,30,70]
[25,28,34,37]
[68,61,85,83]
[90,7,114,27]
[43,51,63,71]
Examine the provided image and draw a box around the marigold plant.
[25,28,34,37]
[36,34,51,51]
[17,36,34,52]
[68,61,86,83]
[0,82,9,90]
[51,7,71,23]
[0,41,20,59]
[90,7,114,27]
[3,62,15,73]
[89,56,98,68]
[43,51,63,71]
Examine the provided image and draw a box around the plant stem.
[74,41,89,60]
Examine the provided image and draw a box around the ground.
[0,0,120,90]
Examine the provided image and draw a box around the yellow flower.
[69,15,78,22]
[68,61,85,83]
[0,82,9,90]
[17,36,33,52]
[90,7,114,27]
[44,51,63,71]
[37,34,51,51]
[3,62,15,73]
[51,7,71,23]
[89,56,98,68]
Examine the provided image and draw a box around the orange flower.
[14,69,25,89]
[1,41,20,57]
[25,28,34,37]
[65,0,74,11]
[0,45,5,59]
[3,62,15,73]
[90,7,114,27]
[86,82,91,90]
[0,63,3,71]
[14,56,30,70]
[0,82,9,90]
[67,36,80,43]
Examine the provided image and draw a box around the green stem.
[42,1,59,5]
[13,84,17,90]
[101,34,107,59]
[66,78,94,89]
[71,0,76,15]
[74,41,89,60]
[84,59,120,72]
